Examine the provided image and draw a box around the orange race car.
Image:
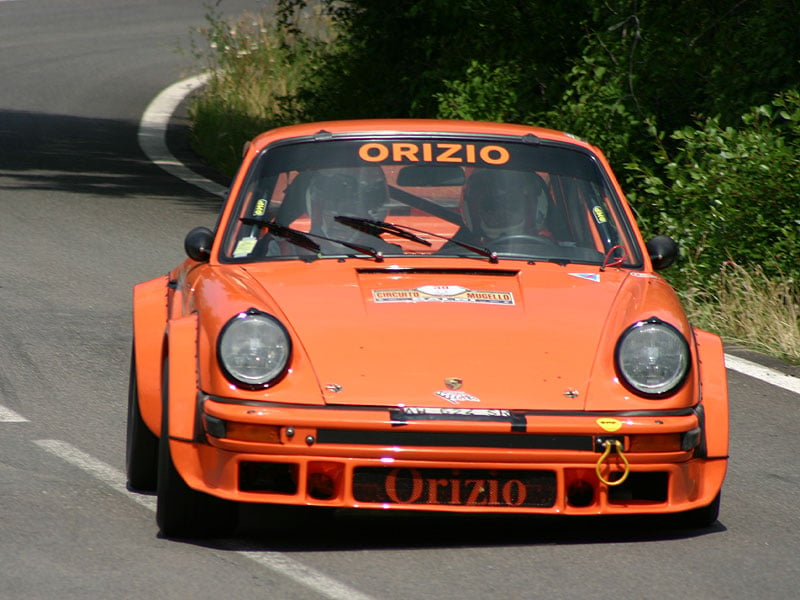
[126,119,729,538]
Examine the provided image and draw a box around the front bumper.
[168,395,728,515]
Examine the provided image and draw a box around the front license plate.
[353,467,556,507]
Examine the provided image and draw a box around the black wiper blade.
[241,216,386,261]
[334,216,432,247]
[240,217,321,253]
[334,215,500,262]
[348,218,498,263]
[437,236,499,263]
[330,239,384,261]
[265,221,322,253]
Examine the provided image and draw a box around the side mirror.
[184,226,214,262]
[646,235,678,270]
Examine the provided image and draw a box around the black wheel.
[156,359,238,539]
[126,349,159,492]
[676,492,721,529]
[487,234,555,254]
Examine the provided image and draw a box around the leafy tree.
[279,1,800,134]
[282,0,589,119]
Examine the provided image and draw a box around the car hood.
[228,262,673,410]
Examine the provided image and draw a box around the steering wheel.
[487,234,555,253]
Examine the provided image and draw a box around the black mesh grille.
[239,462,298,494]
[608,472,668,503]
[353,467,556,507]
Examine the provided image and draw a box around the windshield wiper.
[240,217,385,261]
[334,216,432,247]
[334,216,499,263]
[241,217,321,252]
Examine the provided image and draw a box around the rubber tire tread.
[678,492,721,529]
[126,349,159,492]
[155,359,238,539]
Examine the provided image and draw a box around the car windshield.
[221,136,641,266]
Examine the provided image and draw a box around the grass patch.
[188,5,334,176]
[682,262,800,363]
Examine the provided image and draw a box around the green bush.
[535,36,658,173]
[435,60,522,123]
[631,91,800,286]
[285,0,587,120]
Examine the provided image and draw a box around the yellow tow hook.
[595,439,630,486]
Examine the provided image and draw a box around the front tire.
[677,492,721,529]
[156,360,238,539]
[126,350,159,492]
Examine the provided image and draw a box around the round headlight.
[615,318,690,397]
[217,310,291,389]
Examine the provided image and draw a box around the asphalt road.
[1,2,799,598]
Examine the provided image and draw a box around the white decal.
[373,287,514,305]
[434,390,481,405]
[403,406,510,418]
[568,273,600,282]
[233,236,257,257]
[416,285,467,296]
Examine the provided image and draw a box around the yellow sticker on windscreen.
[252,198,267,217]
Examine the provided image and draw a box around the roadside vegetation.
[188,1,800,362]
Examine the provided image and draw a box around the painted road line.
[236,551,377,600]
[725,354,800,395]
[138,73,227,198]
[33,439,378,600]
[0,405,29,422]
[34,439,156,511]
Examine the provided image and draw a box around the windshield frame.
[218,131,644,268]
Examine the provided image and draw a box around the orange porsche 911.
[126,119,728,538]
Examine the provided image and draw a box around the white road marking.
[237,551,377,600]
[0,405,29,422]
[33,439,378,600]
[34,439,156,511]
[724,354,800,394]
[137,73,227,198]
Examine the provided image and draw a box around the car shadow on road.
[191,505,727,551]
[0,108,228,210]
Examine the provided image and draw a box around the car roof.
[246,119,596,153]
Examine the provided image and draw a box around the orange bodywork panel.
[694,327,730,459]
[132,275,169,437]
[167,313,199,441]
